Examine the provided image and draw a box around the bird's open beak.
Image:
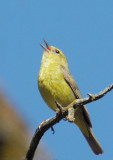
[40,39,51,52]
[43,39,51,50]
[40,43,49,52]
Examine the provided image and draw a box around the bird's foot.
[66,107,75,122]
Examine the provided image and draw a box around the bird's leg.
[55,100,76,122]
[55,100,65,114]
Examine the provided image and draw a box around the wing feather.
[61,66,92,127]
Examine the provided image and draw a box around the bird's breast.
[38,69,75,111]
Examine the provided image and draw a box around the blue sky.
[0,0,113,159]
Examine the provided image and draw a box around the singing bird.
[38,40,103,155]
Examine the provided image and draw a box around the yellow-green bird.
[38,40,103,155]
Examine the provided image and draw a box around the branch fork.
[25,84,113,160]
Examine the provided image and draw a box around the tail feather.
[75,116,103,155]
[83,128,103,155]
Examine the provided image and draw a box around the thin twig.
[64,84,113,111]
[25,84,113,160]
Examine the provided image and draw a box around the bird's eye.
[56,50,60,54]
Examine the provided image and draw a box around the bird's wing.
[61,66,92,127]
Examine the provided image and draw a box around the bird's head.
[40,40,68,68]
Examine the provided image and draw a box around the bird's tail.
[75,118,103,155]
[83,127,103,155]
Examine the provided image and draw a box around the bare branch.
[24,111,67,160]
[64,84,113,111]
[25,84,113,160]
